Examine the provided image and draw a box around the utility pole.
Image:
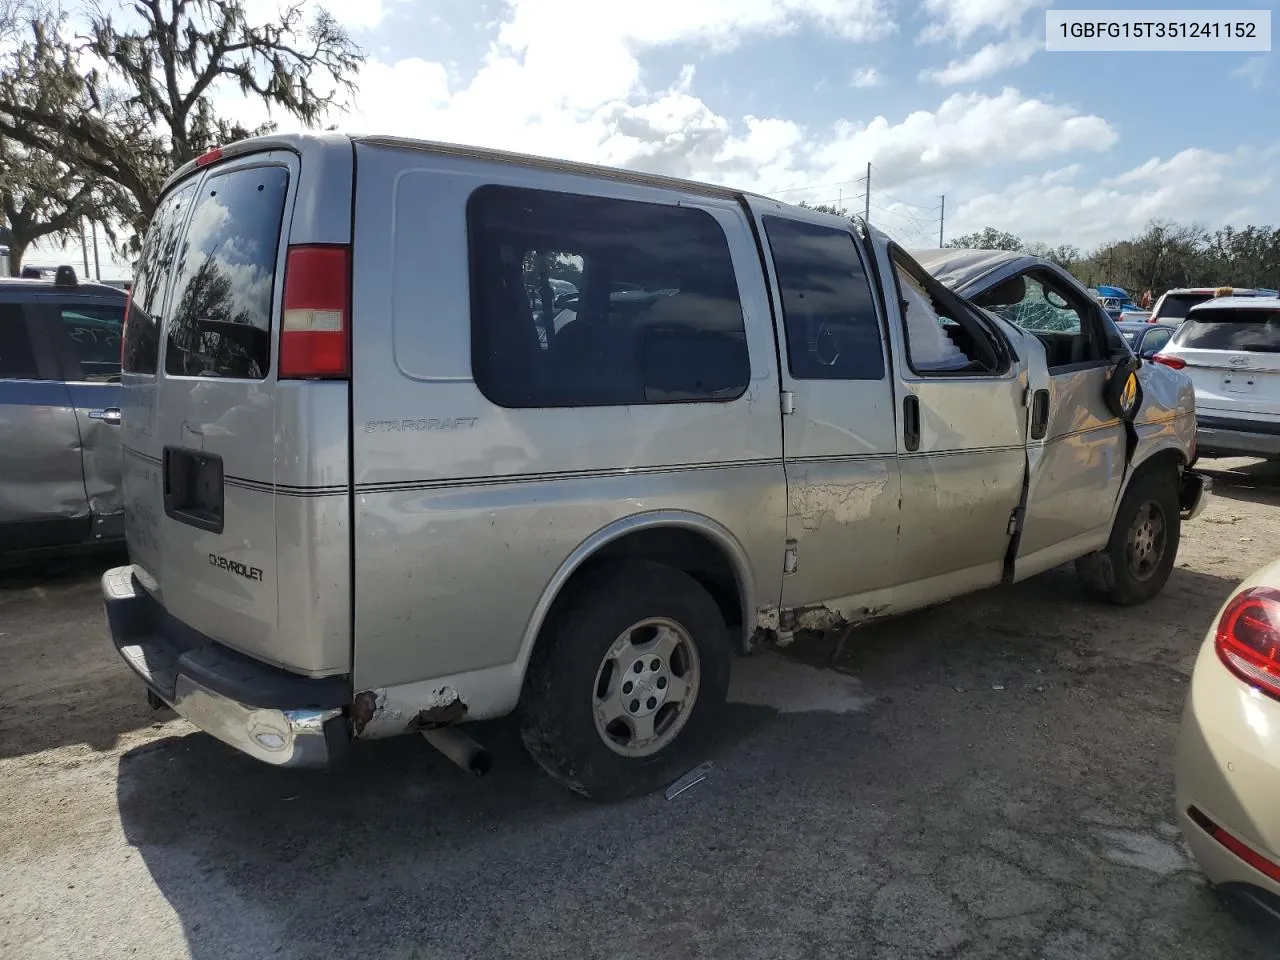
[864,162,871,222]
[90,221,101,280]
[939,195,945,247]
[838,188,842,214]
[79,218,89,275]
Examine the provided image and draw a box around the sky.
[32,0,1279,279]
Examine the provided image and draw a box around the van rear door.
[122,145,352,678]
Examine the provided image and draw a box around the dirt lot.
[2,458,1279,960]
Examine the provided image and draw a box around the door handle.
[1030,390,1049,440]
[903,395,920,452]
[89,408,122,426]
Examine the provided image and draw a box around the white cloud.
[919,0,1048,42]
[498,0,897,51]
[920,35,1038,84]
[851,66,885,88]
[1233,56,1268,89]
[950,147,1276,249]
[808,88,1116,190]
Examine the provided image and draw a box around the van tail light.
[279,245,350,379]
[1152,353,1186,370]
[1215,586,1280,701]
[1187,806,1280,884]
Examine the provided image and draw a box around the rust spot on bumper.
[407,694,468,732]
[351,690,380,737]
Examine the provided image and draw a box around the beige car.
[1177,557,1280,920]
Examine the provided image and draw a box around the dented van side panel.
[347,143,788,716]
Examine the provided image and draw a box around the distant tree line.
[946,222,1280,296]
[799,203,1280,298]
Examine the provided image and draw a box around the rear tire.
[1076,468,1181,606]
[518,559,731,802]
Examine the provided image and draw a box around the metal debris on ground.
[992,685,1005,691]
[666,762,713,801]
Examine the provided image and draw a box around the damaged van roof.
[909,248,1031,294]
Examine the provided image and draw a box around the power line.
[867,164,945,212]
[868,198,936,221]
[771,175,868,197]
[874,190,942,213]
[868,201,938,234]
[767,167,951,246]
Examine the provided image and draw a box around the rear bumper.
[102,566,350,768]
[1196,415,1280,459]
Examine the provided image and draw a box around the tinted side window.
[762,217,884,381]
[0,303,40,380]
[1139,327,1172,356]
[60,302,124,381]
[165,166,289,379]
[123,183,197,374]
[469,185,749,407]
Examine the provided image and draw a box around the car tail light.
[279,245,351,379]
[1151,353,1186,370]
[1187,806,1280,884]
[195,147,223,168]
[1215,586,1280,700]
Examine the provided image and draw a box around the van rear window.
[468,185,749,407]
[123,183,196,374]
[1156,293,1212,321]
[164,166,289,379]
[1175,309,1280,352]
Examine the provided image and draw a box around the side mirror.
[1105,356,1143,421]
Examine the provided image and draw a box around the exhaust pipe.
[421,726,492,777]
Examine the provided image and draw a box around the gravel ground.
[2,457,1279,960]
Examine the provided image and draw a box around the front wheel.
[1076,469,1181,605]
[518,559,732,801]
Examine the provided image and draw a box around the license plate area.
[1222,374,1256,394]
[163,447,225,534]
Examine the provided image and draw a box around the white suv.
[1153,296,1280,460]
[1149,287,1272,324]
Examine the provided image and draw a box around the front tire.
[1076,468,1181,605]
[518,559,731,801]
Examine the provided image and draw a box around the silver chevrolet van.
[103,133,1205,800]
